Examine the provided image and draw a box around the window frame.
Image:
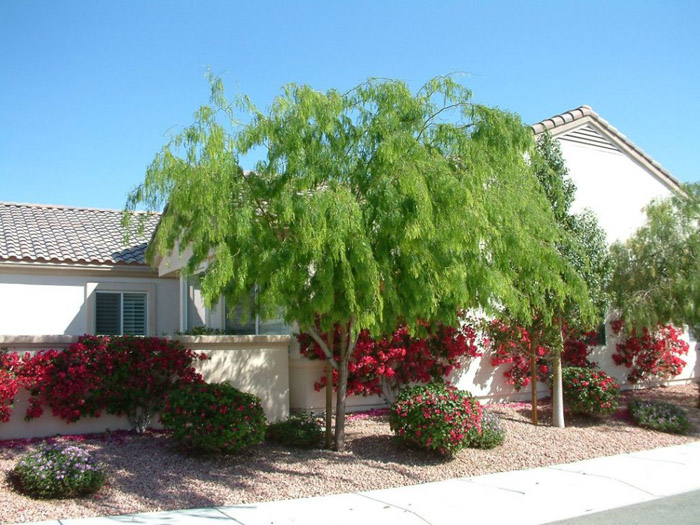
[86,282,156,336]
[95,290,148,336]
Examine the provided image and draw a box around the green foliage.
[265,412,324,449]
[389,382,482,457]
[161,383,267,454]
[629,399,691,435]
[609,183,700,333]
[560,367,619,416]
[470,409,506,449]
[127,74,579,340]
[10,443,106,499]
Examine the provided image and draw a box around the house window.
[225,289,289,336]
[95,292,147,336]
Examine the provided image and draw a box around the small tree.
[486,133,610,427]
[609,183,700,331]
[127,75,581,450]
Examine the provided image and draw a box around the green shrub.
[629,399,692,435]
[10,443,106,499]
[389,382,482,457]
[161,382,267,454]
[561,367,619,416]
[470,409,506,449]
[266,413,324,448]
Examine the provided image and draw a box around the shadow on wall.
[451,354,543,403]
[195,344,290,422]
[64,300,88,336]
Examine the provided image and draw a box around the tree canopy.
[126,75,587,448]
[609,183,700,332]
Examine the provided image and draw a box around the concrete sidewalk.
[24,441,700,525]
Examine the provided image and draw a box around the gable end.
[559,124,620,152]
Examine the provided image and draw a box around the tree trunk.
[551,325,565,428]
[325,362,333,449]
[334,357,349,451]
[529,337,538,426]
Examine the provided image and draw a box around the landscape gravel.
[1,383,698,524]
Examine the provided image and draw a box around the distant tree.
[127,75,582,450]
[609,183,700,332]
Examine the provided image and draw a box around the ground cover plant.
[265,413,324,449]
[9,443,106,499]
[161,382,266,454]
[470,409,506,449]
[629,399,691,435]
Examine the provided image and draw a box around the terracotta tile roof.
[0,202,160,266]
[531,105,681,191]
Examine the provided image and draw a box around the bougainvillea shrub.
[21,336,205,431]
[485,318,598,391]
[10,443,106,499]
[629,399,691,435]
[298,321,481,402]
[0,350,28,423]
[560,367,619,417]
[161,382,266,454]
[389,382,482,457]
[611,321,689,384]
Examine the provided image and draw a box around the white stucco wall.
[559,139,674,244]
[0,270,179,336]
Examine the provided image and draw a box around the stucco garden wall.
[0,335,290,440]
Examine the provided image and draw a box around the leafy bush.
[266,413,324,448]
[10,443,106,499]
[561,367,619,416]
[161,382,267,454]
[389,382,482,457]
[629,399,691,435]
[470,409,506,449]
[22,335,205,431]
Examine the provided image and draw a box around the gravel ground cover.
[1,383,698,524]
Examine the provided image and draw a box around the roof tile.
[0,203,160,266]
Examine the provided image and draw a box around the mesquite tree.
[127,75,579,450]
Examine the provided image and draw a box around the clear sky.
[1,0,698,211]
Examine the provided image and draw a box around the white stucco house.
[0,105,696,438]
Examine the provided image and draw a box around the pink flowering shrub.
[161,382,266,454]
[561,367,619,416]
[611,321,688,383]
[298,321,481,402]
[19,335,205,431]
[485,318,598,390]
[0,350,29,423]
[389,382,482,457]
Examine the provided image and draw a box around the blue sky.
[1,1,698,210]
